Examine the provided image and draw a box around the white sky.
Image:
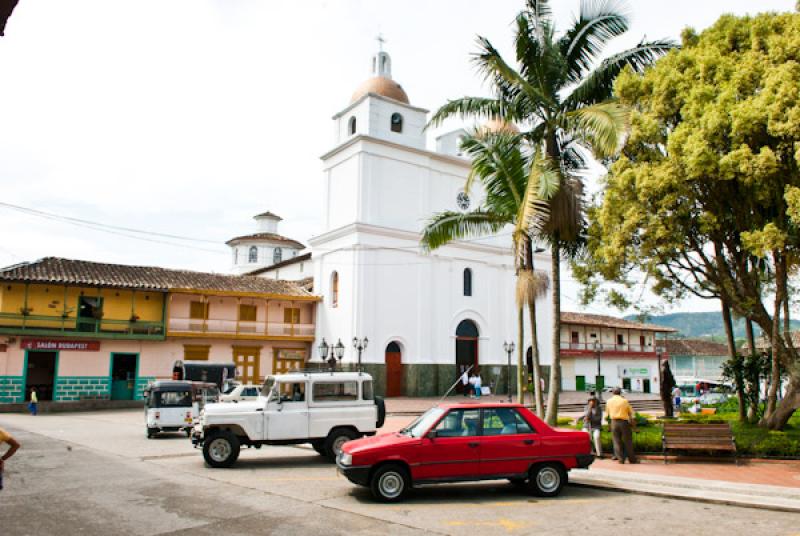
[0,0,795,317]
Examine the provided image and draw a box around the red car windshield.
[401,407,445,437]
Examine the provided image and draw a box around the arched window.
[273,248,282,264]
[331,271,339,308]
[348,116,357,135]
[390,112,403,133]
[463,268,472,296]
[248,246,258,263]
[386,341,401,353]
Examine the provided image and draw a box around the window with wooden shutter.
[239,304,257,322]
[184,344,210,361]
[189,301,209,320]
[284,308,300,324]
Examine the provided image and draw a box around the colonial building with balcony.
[558,312,675,393]
[0,257,318,404]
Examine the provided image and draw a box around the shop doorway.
[25,351,57,401]
[455,319,479,394]
[643,379,651,393]
[385,342,403,397]
[576,375,586,392]
[110,353,138,400]
[622,377,632,391]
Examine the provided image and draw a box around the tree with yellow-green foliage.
[578,11,800,430]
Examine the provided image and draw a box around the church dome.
[350,76,409,104]
[480,119,520,134]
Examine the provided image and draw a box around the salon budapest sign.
[20,338,100,351]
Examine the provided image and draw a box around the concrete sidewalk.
[571,458,800,513]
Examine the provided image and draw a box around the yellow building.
[0,257,319,404]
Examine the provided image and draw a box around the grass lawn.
[564,405,800,457]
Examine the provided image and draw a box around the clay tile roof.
[254,211,281,220]
[740,331,800,353]
[0,257,315,297]
[560,311,676,333]
[224,232,304,249]
[664,339,728,356]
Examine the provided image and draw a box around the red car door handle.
[523,439,535,445]
[467,442,479,448]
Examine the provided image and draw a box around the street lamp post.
[353,337,369,374]
[503,341,515,403]
[318,337,346,372]
[593,340,603,402]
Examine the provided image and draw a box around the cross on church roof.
[376,33,386,52]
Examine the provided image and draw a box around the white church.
[235,46,554,396]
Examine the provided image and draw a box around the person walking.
[468,374,477,399]
[605,387,638,464]
[0,426,21,490]
[582,396,603,457]
[460,369,470,397]
[671,385,682,414]
[28,387,38,416]
[474,373,483,399]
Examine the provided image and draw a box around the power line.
[0,201,222,244]
[0,201,227,254]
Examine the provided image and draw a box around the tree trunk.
[721,299,745,422]
[517,305,525,405]
[745,318,758,422]
[528,300,544,416]
[764,251,784,420]
[761,379,800,430]
[545,242,561,425]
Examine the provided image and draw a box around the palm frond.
[428,97,504,129]
[421,210,510,251]
[524,0,553,46]
[473,36,553,116]
[516,268,551,307]
[559,0,631,83]
[460,131,528,213]
[514,155,560,257]
[565,101,630,159]
[564,39,676,107]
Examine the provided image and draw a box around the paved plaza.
[1,409,799,535]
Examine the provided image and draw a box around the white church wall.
[325,154,361,231]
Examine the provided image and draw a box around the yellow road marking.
[446,519,529,532]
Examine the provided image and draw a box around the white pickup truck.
[192,371,385,467]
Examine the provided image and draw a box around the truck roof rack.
[276,368,366,376]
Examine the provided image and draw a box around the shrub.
[556,416,575,427]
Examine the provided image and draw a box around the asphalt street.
[1,410,798,535]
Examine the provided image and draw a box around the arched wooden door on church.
[385,342,403,397]
[455,320,479,394]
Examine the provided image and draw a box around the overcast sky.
[1,0,795,317]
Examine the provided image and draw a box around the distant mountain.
[623,311,800,341]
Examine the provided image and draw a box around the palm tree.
[428,0,675,424]
[421,129,556,409]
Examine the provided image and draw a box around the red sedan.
[337,403,593,502]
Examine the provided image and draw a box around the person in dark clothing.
[660,361,677,418]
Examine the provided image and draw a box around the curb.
[569,472,800,513]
